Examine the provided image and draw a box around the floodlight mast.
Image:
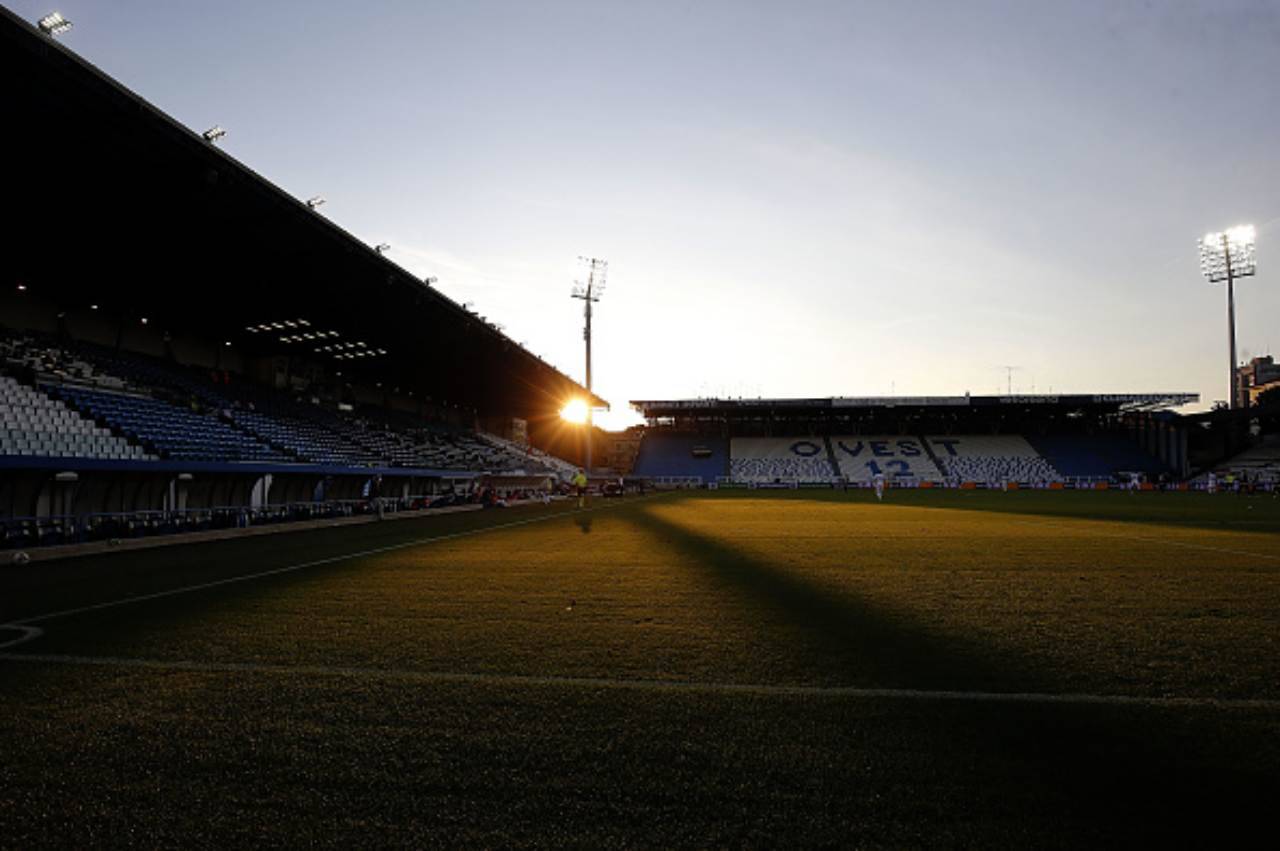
[571,257,607,473]
[1199,225,1257,409]
[1224,234,1238,410]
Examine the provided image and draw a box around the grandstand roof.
[0,7,603,420]
[632,393,1199,418]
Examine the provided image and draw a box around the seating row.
[0,375,151,461]
[56,386,288,463]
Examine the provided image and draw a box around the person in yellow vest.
[572,469,589,508]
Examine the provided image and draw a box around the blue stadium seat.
[1025,434,1168,478]
[633,433,729,482]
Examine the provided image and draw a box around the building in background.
[1238,356,1280,407]
[605,428,644,476]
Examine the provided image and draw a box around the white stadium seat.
[0,375,154,462]
[730,437,835,482]
[831,436,941,483]
[926,435,1061,484]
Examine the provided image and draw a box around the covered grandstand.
[631,394,1201,486]
[0,7,596,544]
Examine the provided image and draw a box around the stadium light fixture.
[202,126,227,143]
[90,304,98,310]
[16,284,27,292]
[1199,224,1258,409]
[37,12,72,36]
[306,196,326,209]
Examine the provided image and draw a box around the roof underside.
[1,8,603,419]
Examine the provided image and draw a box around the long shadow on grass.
[630,502,1053,692]
[631,499,1278,846]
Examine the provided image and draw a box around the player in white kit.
[873,472,886,502]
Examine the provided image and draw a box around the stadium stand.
[1191,435,1280,485]
[0,10,599,548]
[227,408,377,466]
[420,430,548,473]
[1026,433,1168,479]
[632,433,729,483]
[53,385,288,463]
[927,435,1062,484]
[830,436,941,482]
[730,437,836,482]
[478,431,576,478]
[0,376,151,460]
[0,328,128,391]
[1,326,576,473]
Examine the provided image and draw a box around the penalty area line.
[1,651,1278,711]
[0,495,661,651]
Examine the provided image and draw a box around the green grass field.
[3,490,1279,847]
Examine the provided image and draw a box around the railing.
[647,476,706,489]
[0,497,437,551]
[718,476,936,488]
[710,475,1118,489]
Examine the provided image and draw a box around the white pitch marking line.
[2,651,1278,710]
[0,496,661,650]
[0,625,44,651]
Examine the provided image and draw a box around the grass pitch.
[2,490,1278,847]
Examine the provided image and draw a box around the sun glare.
[560,398,589,424]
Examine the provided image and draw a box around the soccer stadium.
[3,5,1279,847]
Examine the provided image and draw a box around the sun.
[559,398,589,424]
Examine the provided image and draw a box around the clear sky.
[14,0,1279,428]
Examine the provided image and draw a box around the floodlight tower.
[571,257,607,472]
[997,365,1022,396]
[1199,225,1257,409]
